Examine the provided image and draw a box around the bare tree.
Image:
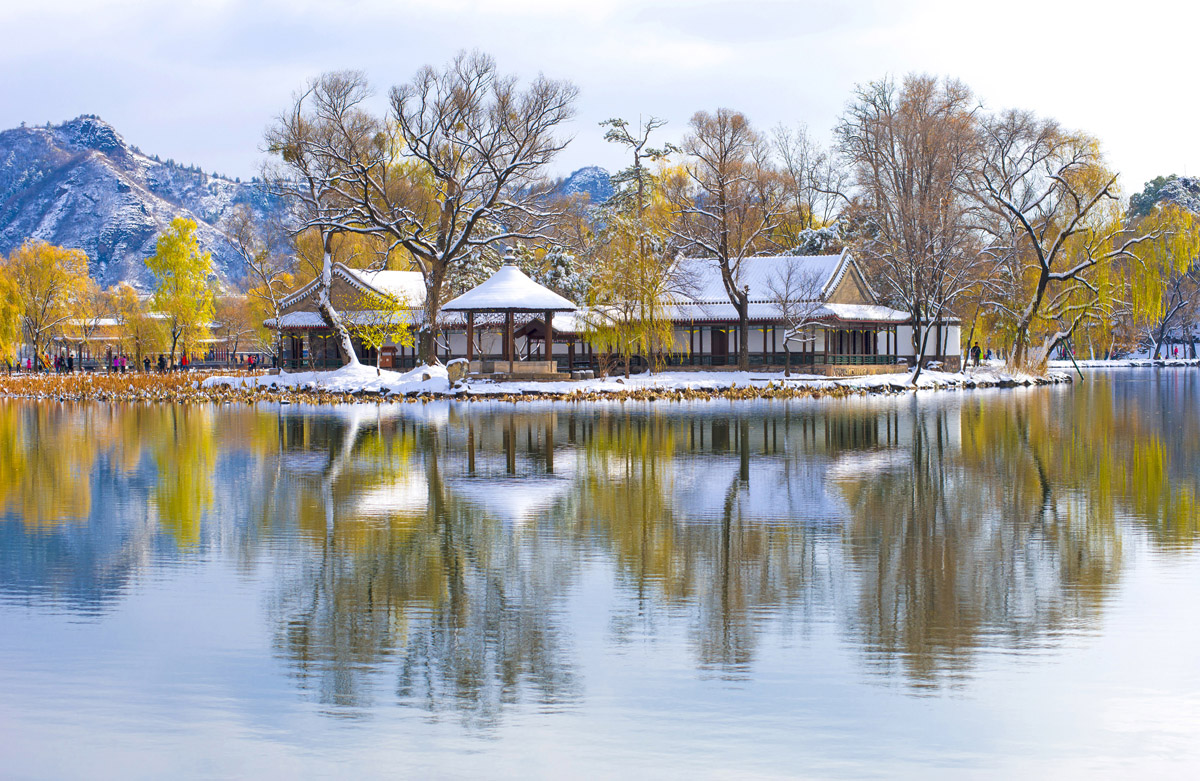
[765,259,825,376]
[773,123,845,245]
[302,52,579,365]
[264,70,381,367]
[973,109,1152,370]
[672,108,784,370]
[837,75,984,382]
[224,204,294,368]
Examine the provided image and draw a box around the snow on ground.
[465,365,1073,396]
[207,363,1069,398]
[204,359,1080,400]
[202,362,451,395]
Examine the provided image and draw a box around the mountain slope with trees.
[0,115,274,288]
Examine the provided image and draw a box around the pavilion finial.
[503,246,517,263]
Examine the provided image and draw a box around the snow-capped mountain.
[0,115,273,288]
[553,166,613,205]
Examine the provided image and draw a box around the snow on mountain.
[553,166,613,205]
[0,115,274,288]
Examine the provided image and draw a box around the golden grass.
[0,368,904,405]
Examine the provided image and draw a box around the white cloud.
[0,0,1190,191]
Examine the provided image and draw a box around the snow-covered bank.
[201,364,1069,400]
[201,363,451,396]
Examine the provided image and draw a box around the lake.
[1,370,1199,778]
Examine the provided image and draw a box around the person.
[143,356,150,373]
[111,354,117,374]
[158,354,166,373]
[67,354,74,373]
[970,342,982,368]
[120,355,126,374]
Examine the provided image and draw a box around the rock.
[446,358,469,383]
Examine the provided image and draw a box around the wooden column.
[466,311,475,362]
[505,311,514,367]
[545,310,554,366]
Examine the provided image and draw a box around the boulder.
[447,358,469,383]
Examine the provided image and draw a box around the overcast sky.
[0,0,1190,195]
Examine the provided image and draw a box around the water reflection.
[1,372,1198,719]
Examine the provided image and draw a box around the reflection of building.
[267,251,961,373]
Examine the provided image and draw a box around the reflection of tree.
[577,412,828,678]
[270,412,579,723]
[150,406,216,547]
[835,386,1196,686]
[0,402,100,527]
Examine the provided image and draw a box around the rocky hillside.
[0,115,273,288]
[552,166,613,205]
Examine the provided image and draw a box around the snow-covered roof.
[279,263,426,310]
[343,268,425,303]
[442,265,578,312]
[820,303,910,323]
[677,252,851,303]
[579,300,911,326]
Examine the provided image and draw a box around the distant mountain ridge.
[552,165,613,205]
[0,115,273,288]
[0,115,613,288]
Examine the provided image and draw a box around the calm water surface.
[2,370,1199,778]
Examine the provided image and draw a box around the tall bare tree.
[224,204,294,367]
[837,75,984,382]
[296,52,578,365]
[773,123,845,245]
[265,71,380,366]
[671,108,783,371]
[973,110,1152,369]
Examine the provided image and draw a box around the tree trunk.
[738,296,749,371]
[910,311,930,385]
[317,234,358,367]
[420,267,445,366]
[784,345,791,377]
[1010,269,1051,371]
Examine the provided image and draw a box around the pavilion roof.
[442,265,578,313]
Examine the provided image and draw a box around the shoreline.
[0,364,1075,405]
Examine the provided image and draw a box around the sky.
[0,0,1192,196]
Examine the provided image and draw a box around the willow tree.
[1129,204,1200,358]
[3,240,90,367]
[146,217,214,366]
[974,111,1154,370]
[0,275,20,364]
[583,213,679,377]
[113,282,165,366]
[584,116,683,375]
[345,290,414,375]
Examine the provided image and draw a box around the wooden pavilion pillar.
[545,310,554,366]
[466,311,475,362]
[504,311,514,367]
